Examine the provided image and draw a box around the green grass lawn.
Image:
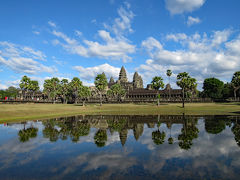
[0,102,240,123]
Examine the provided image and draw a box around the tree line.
[1,70,240,107]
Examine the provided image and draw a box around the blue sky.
[0,0,240,90]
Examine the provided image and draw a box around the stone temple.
[108,66,143,91]
[107,66,183,102]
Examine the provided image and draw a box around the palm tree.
[29,80,39,100]
[19,76,31,100]
[151,76,165,106]
[176,72,197,108]
[94,73,108,106]
[70,77,83,104]
[59,79,70,104]
[166,69,172,100]
[107,83,126,102]
[78,86,91,106]
[43,78,60,103]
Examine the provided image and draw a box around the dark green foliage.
[231,71,240,100]
[94,73,108,106]
[232,123,240,147]
[205,118,226,134]
[176,72,197,107]
[222,83,233,99]
[0,86,19,99]
[94,129,107,147]
[203,78,224,99]
[151,76,164,106]
[18,127,38,142]
[178,119,199,150]
[151,76,164,90]
[107,83,126,100]
[43,77,60,103]
[152,130,165,145]
[168,137,174,144]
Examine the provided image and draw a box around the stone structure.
[107,66,182,102]
[108,66,144,91]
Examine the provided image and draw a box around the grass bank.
[0,102,240,123]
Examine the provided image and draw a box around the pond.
[0,115,240,179]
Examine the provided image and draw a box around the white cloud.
[166,33,187,42]
[139,29,240,89]
[74,30,82,37]
[74,63,120,81]
[165,0,206,15]
[50,3,136,62]
[0,41,56,75]
[33,31,40,35]
[187,16,201,26]
[48,21,56,28]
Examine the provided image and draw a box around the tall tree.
[29,80,40,99]
[59,79,70,104]
[70,77,83,104]
[78,85,91,106]
[107,83,126,101]
[151,76,165,106]
[5,86,19,99]
[202,78,224,99]
[19,76,31,100]
[94,73,108,106]
[166,69,172,100]
[231,71,240,100]
[19,76,31,91]
[43,78,60,103]
[176,72,197,108]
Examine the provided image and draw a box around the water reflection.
[1,115,240,179]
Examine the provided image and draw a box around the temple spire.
[109,77,114,83]
[119,66,128,82]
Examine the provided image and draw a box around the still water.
[0,115,240,180]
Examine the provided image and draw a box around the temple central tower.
[119,66,128,82]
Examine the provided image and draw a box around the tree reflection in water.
[18,122,38,143]
[16,115,240,150]
[94,129,107,147]
[178,114,199,150]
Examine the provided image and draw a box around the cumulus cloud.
[187,16,201,26]
[74,63,120,81]
[0,41,56,75]
[165,0,206,15]
[139,29,240,88]
[50,3,135,62]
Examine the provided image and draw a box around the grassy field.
[0,102,240,123]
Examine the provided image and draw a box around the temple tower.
[133,72,143,89]
[119,66,128,83]
[109,77,115,83]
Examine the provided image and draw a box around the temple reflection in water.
[1,115,240,180]
[12,115,240,150]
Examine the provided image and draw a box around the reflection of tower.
[133,124,144,141]
[119,129,128,146]
[119,66,128,82]
[147,123,155,128]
